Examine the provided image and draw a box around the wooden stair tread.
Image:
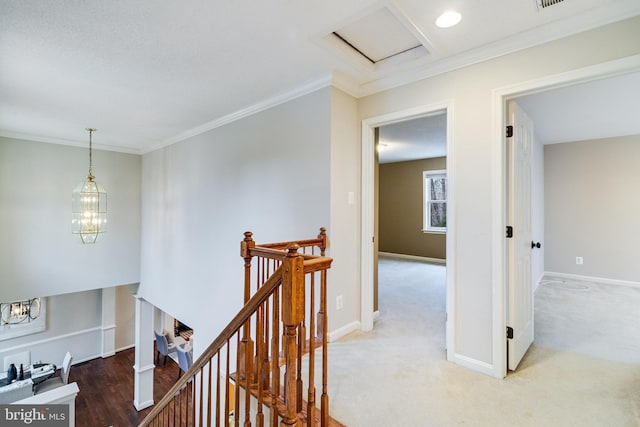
[230,373,345,427]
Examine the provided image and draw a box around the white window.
[423,170,447,233]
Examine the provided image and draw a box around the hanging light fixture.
[0,298,41,325]
[72,128,107,244]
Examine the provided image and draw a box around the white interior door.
[507,100,534,371]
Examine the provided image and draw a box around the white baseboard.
[115,344,135,353]
[373,311,380,322]
[328,321,360,342]
[452,353,497,378]
[134,399,154,411]
[379,252,446,265]
[544,271,640,289]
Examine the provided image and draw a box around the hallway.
[322,257,640,426]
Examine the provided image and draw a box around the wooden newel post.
[281,244,304,427]
[239,232,255,382]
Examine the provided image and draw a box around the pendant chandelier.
[72,128,107,244]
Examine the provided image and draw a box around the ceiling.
[378,70,640,163]
[1,0,639,154]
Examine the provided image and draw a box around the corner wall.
[544,135,640,282]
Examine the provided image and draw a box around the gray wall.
[379,157,446,259]
[544,135,640,282]
[0,137,142,301]
[139,88,332,350]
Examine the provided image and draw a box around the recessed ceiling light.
[436,11,462,28]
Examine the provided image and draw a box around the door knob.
[531,241,541,249]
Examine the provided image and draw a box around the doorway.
[361,101,455,361]
[494,57,640,377]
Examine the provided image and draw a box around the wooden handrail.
[258,227,327,252]
[249,246,327,262]
[139,268,284,426]
[139,229,334,427]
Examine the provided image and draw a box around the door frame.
[491,54,640,378]
[361,100,455,361]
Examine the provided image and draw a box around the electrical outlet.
[576,257,583,265]
[336,295,343,310]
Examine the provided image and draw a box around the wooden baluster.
[200,362,207,426]
[320,269,329,427]
[256,299,265,427]
[224,340,230,427]
[254,257,262,386]
[175,393,179,427]
[191,381,195,427]
[281,244,303,427]
[307,271,317,426]
[264,261,272,393]
[300,249,308,351]
[270,286,281,427]
[215,355,221,427]
[296,316,304,412]
[235,334,241,427]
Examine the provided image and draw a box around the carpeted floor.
[316,256,640,427]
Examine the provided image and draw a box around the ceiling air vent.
[537,0,565,9]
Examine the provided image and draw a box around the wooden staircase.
[139,229,337,427]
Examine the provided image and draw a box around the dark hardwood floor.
[72,347,178,427]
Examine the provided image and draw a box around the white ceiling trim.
[144,74,334,154]
[496,54,640,100]
[0,130,140,154]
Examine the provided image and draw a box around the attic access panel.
[333,7,426,64]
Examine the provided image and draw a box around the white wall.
[0,290,100,367]
[356,17,640,367]
[1,287,137,368]
[0,137,142,301]
[544,135,640,282]
[0,137,140,369]
[329,87,360,333]
[139,88,332,353]
[115,285,136,351]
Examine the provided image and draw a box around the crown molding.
[145,75,334,154]
[0,131,141,154]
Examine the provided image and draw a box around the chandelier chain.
[86,128,96,178]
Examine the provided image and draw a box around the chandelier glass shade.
[72,128,107,244]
